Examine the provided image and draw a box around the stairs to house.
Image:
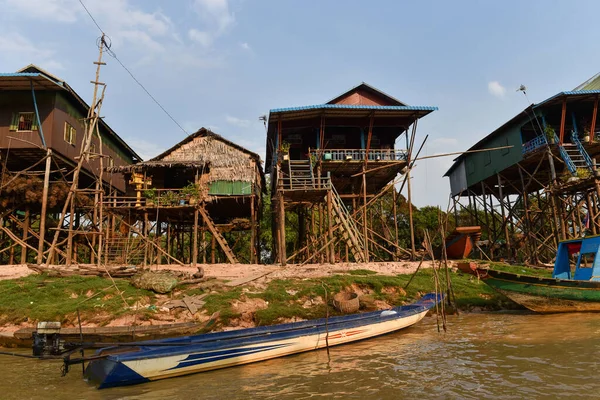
[328,186,366,263]
[286,160,315,189]
[198,205,238,264]
[558,131,593,176]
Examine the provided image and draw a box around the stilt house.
[108,128,264,265]
[445,73,600,264]
[266,83,437,264]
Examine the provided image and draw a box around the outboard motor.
[32,322,64,356]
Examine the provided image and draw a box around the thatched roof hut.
[109,128,265,196]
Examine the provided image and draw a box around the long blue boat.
[84,293,440,388]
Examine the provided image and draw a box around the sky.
[1,0,600,207]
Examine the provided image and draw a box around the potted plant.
[182,183,200,205]
[280,141,291,161]
[143,188,157,206]
[544,125,556,144]
[583,128,591,143]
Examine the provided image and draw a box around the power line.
[77,0,189,137]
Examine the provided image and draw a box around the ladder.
[198,205,238,264]
[287,160,314,189]
[328,185,366,263]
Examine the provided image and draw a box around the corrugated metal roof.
[270,104,438,113]
[533,90,600,108]
[574,72,600,91]
[0,72,40,77]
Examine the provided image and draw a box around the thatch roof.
[108,128,265,188]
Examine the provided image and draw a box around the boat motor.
[32,322,65,356]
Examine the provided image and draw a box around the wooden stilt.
[211,234,216,264]
[278,192,286,266]
[21,207,30,264]
[250,196,256,264]
[37,149,52,264]
[192,208,199,266]
[362,166,369,262]
[407,167,415,260]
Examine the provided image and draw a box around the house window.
[484,151,491,165]
[89,142,96,154]
[64,122,76,145]
[108,157,114,168]
[10,112,37,131]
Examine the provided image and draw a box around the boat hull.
[85,294,439,388]
[479,269,600,313]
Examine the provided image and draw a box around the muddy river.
[2,312,599,399]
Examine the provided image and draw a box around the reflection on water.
[3,313,600,399]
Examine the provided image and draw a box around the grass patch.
[0,274,154,324]
[346,269,378,276]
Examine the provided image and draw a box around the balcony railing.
[319,149,408,161]
[105,188,199,208]
[522,135,548,154]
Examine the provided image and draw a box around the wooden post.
[362,165,369,262]
[278,192,286,266]
[497,174,511,258]
[591,95,598,143]
[250,196,256,264]
[407,167,416,260]
[143,212,149,266]
[559,97,567,144]
[392,185,399,260]
[327,190,335,263]
[21,207,30,264]
[211,234,216,264]
[518,167,537,264]
[37,149,52,264]
[192,208,199,266]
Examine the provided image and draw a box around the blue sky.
[1,0,599,207]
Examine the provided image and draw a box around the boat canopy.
[554,236,600,281]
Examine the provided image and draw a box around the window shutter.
[9,113,18,131]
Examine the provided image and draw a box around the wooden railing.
[105,188,199,208]
[318,149,408,161]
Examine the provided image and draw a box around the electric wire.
[77,0,189,137]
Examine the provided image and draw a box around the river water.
[2,312,600,399]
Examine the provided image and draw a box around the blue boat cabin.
[554,236,600,281]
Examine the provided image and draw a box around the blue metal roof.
[0,72,40,77]
[270,104,438,113]
[534,90,600,108]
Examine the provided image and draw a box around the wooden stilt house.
[107,128,264,265]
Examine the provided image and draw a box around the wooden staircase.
[286,160,314,189]
[198,205,238,264]
[328,186,366,263]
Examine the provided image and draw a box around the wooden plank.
[198,206,238,264]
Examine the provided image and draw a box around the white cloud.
[189,28,213,47]
[488,81,506,98]
[0,32,64,70]
[2,0,78,22]
[240,42,251,51]
[226,115,253,128]
[124,137,166,160]
[189,0,235,48]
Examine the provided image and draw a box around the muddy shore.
[0,260,514,347]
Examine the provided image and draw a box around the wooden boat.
[477,236,600,313]
[84,293,441,389]
[444,226,481,259]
